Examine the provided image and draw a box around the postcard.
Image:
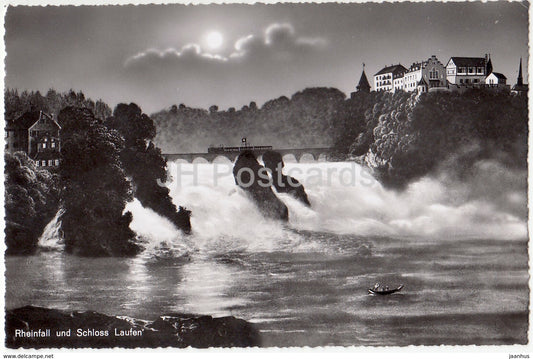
[2,1,530,356]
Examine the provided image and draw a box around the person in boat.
[373,283,380,290]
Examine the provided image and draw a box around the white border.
[0,0,531,358]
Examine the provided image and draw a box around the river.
[6,160,529,346]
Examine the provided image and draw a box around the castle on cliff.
[354,55,527,96]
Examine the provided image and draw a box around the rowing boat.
[368,284,404,295]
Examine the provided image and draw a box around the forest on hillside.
[152,86,527,189]
[5,88,112,123]
[151,87,347,153]
[336,90,527,188]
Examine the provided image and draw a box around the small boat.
[368,284,404,295]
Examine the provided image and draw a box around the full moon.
[206,31,224,50]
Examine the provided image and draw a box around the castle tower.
[512,57,528,95]
[356,63,371,93]
[517,57,523,86]
[485,53,493,75]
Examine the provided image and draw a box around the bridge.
[162,147,334,163]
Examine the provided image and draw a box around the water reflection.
[173,256,249,316]
[5,234,530,346]
[122,253,248,318]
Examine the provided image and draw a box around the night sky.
[5,2,529,113]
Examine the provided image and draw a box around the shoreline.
[6,306,261,349]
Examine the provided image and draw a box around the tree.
[106,103,156,146]
[106,103,191,233]
[5,152,60,254]
[59,106,139,256]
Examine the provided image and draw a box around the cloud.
[120,22,330,112]
[124,43,227,68]
[124,22,327,68]
[265,23,295,45]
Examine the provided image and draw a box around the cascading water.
[38,208,65,250]
[38,158,527,255]
[156,158,526,253]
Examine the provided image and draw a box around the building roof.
[449,57,486,68]
[6,111,41,131]
[374,64,407,76]
[356,70,371,91]
[426,55,444,66]
[517,57,524,86]
[6,111,57,131]
[488,72,507,80]
[417,77,429,87]
[407,56,445,73]
[407,61,426,72]
[486,57,493,75]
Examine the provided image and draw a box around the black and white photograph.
[2,0,530,355]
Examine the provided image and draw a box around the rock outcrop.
[233,151,288,221]
[262,150,311,207]
[6,306,261,348]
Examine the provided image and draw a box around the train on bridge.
[207,138,272,154]
[164,137,332,163]
[207,145,273,154]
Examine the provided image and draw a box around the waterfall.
[38,159,527,255]
[38,208,65,251]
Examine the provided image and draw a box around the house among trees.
[5,111,61,168]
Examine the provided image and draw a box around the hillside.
[151,87,346,153]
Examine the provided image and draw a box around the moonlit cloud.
[124,43,228,68]
[124,22,327,68]
[265,23,295,45]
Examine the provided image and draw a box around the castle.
[355,55,527,95]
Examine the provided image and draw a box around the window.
[55,159,60,166]
[48,160,53,166]
[36,161,39,167]
[42,160,46,166]
[42,143,47,149]
[460,79,464,84]
[474,79,479,83]
[51,142,56,148]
